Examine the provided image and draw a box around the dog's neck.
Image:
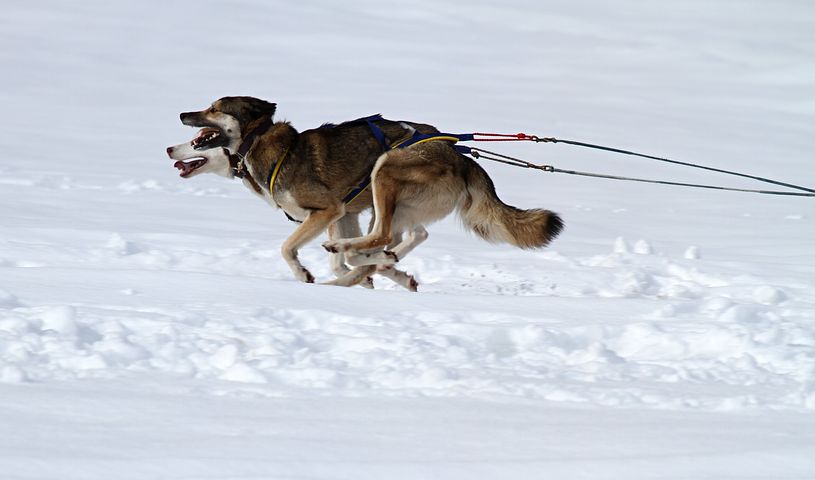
[237,117,274,157]
[240,121,297,194]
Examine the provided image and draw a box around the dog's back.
[288,118,440,211]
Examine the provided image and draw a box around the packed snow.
[2,1,815,479]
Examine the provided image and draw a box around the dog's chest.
[274,190,310,222]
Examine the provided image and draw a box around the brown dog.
[321,140,563,258]
[169,97,439,288]
[169,96,562,289]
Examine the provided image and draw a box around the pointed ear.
[253,99,277,117]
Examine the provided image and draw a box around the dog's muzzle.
[179,111,200,126]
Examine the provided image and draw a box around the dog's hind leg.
[329,215,374,289]
[362,228,424,291]
[322,159,398,254]
[336,219,409,268]
[342,225,421,291]
[321,265,377,287]
[387,225,428,262]
[327,214,418,290]
[327,221,350,276]
[376,265,419,292]
[344,250,398,267]
[281,204,345,283]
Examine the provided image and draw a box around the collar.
[228,131,291,196]
[227,153,262,194]
[231,116,275,179]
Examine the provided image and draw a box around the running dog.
[167,97,438,289]
[168,96,563,289]
[321,140,564,259]
[166,134,413,290]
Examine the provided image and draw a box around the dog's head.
[179,96,277,152]
[166,131,233,178]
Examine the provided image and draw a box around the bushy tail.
[459,160,563,249]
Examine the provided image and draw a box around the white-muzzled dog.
[166,96,563,290]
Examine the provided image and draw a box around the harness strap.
[227,117,297,222]
[265,145,299,222]
[267,145,291,194]
[339,115,389,204]
[343,123,471,205]
[365,116,390,150]
[392,133,473,149]
[342,176,372,204]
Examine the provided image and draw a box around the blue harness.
[331,115,473,204]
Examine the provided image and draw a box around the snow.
[2,0,815,478]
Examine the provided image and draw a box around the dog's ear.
[215,96,277,123]
[252,99,277,117]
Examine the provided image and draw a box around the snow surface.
[2,1,815,478]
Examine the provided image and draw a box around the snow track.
[2,222,813,411]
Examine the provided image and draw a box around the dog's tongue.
[173,160,189,175]
[174,159,202,177]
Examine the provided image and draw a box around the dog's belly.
[275,190,310,221]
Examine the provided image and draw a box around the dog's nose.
[180,111,198,126]
[166,146,174,156]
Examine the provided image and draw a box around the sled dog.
[166,139,418,290]
[167,96,563,289]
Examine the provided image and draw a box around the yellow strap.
[390,135,461,149]
[268,146,290,192]
[343,135,460,204]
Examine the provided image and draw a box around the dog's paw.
[322,240,345,254]
[376,265,418,292]
[360,276,375,289]
[295,267,315,284]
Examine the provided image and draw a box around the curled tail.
[460,159,564,249]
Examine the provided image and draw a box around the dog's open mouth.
[174,158,207,177]
[191,127,222,150]
[169,128,225,177]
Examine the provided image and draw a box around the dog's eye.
[210,107,219,114]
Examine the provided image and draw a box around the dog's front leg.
[281,205,345,283]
